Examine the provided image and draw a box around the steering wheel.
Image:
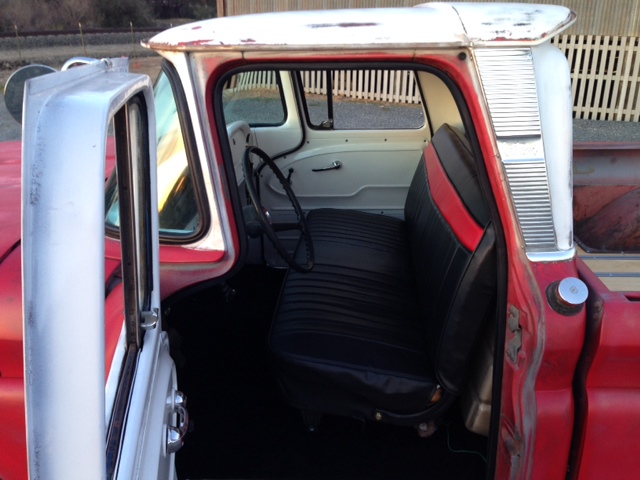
[242,146,314,273]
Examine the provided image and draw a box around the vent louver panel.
[476,48,558,254]
[475,49,541,138]
[503,160,556,249]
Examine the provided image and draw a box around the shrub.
[96,0,154,28]
[182,1,217,20]
[0,0,212,33]
[0,0,100,32]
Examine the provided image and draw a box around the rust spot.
[191,25,202,30]
[308,22,378,29]
[240,38,256,43]
[575,187,640,252]
[178,40,209,47]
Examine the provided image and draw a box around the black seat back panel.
[425,143,484,251]
[433,124,491,226]
[404,125,496,393]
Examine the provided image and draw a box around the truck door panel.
[246,68,431,265]
[22,60,179,479]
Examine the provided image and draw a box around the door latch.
[167,390,189,454]
[312,160,342,172]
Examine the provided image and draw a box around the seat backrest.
[404,124,496,395]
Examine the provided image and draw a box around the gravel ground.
[1,33,639,143]
[573,118,640,143]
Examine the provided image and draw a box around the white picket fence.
[228,69,421,104]
[227,36,640,122]
[225,70,278,91]
[301,70,421,104]
[553,35,640,121]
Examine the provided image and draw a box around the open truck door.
[21,58,184,479]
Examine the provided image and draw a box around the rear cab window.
[299,69,426,130]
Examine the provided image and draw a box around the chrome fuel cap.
[547,277,588,315]
[557,277,589,306]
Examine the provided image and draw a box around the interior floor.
[167,265,488,479]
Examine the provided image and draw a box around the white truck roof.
[146,3,575,53]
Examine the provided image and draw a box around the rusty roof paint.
[444,2,576,43]
[145,3,575,53]
[308,22,379,29]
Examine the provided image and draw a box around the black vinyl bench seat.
[269,124,497,427]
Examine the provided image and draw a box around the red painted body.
[425,144,484,250]
[0,140,126,479]
[575,261,640,480]
[0,141,27,479]
[0,137,233,478]
[2,50,640,480]
[0,141,22,377]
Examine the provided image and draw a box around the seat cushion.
[269,124,496,424]
[270,209,440,416]
[304,208,413,277]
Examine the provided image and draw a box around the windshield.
[105,71,199,237]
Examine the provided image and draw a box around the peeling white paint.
[440,2,576,45]
[145,3,575,53]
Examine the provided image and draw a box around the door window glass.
[300,69,425,130]
[105,71,200,237]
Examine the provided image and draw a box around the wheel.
[242,146,314,273]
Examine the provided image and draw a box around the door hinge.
[507,305,522,365]
[167,390,189,454]
[501,416,525,480]
[141,308,159,330]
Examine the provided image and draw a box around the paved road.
[573,118,640,143]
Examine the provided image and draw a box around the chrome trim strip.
[527,248,576,263]
[579,254,640,260]
[475,49,540,138]
[595,272,640,278]
[503,159,556,250]
[477,48,561,258]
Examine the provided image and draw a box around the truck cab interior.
[121,59,503,478]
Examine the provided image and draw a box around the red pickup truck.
[2,3,640,479]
